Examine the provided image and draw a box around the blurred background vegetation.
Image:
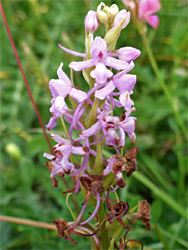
[0,0,187,249]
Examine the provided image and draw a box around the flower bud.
[85,10,100,33]
[97,2,109,25]
[108,4,119,23]
[104,12,130,50]
[113,9,130,29]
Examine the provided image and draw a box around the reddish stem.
[0,2,80,212]
[0,1,53,153]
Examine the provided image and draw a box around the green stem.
[92,133,103,174]
[176,131,186,192]
[98,201,109,249]
[141,32,187,140]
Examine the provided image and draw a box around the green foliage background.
[1,0,187,249]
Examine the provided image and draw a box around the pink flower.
[138,0,161,29]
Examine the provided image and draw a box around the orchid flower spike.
[44,2,150,248]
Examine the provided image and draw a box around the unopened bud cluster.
[44,2,151,249]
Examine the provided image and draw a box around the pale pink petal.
[90,36,107,55]
[69,88,87,102]
[54,96,66,111]
[106,128,119,146]
[43,152,55,160]
[80,121,101,137]
[57,63,72,85]
[119,91,134,110]
[72,146,86,155]
[117,47,141,62]
[119,127,125,147]
[49,79,71,98]
[58,44,86,57]
[113,74,136,93]
[120,117,136,139]
[61,158,74,172]
[106,56,130,70]
[90,62,113,84]
[95,81,115,100]
[69,59,94,71]
[46,117,57,130]
[51,134,67,144]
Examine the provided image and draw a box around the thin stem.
[141,32,187,140]
[0,215,56,230]
[98,201,109,249]
[62,177,80,215]
[0,2,53,153]
[60,115,71,140]
[0,2,80,214]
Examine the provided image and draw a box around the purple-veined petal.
[57,144,72,157]
[90,36,107,55]
[103,165,111,176]
[49,79,71,98]
[54,96,66,112]
[80,121,101,137]
[80,193,100,225]
[117,47,141,62]
[113,61,135,78]
[95,81,115,100]
[119,127,125,147]
[69,88,87,102]
[43,152,54,160]
[106,128,119,146]
[106,56,130,70]
[125,107,136,117]
[119,117,136,138]
[69,59,94,71]
[92,47,107,64]
[72,146,86,155]
[51,133,67,144]
[119,91,134,110]
[89,149,97,156]
[58,44,86,57]
[50,162,63,178]
[90,134,106,145]
[90,62,113,84]
[62,159,74,173]
[46,117,57,130]
[57,63,72,85]
[113,74,136,93]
